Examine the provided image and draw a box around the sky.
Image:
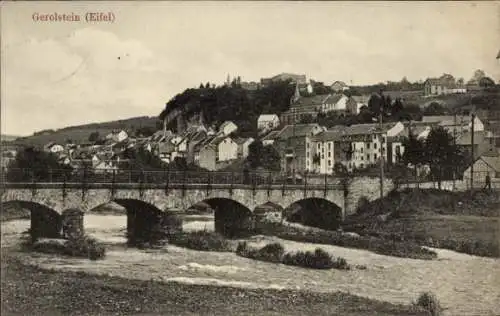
[1,1,499,136]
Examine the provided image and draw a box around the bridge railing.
[2,167,343,188]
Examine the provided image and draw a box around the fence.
[1,167,343,188]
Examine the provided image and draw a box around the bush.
[29,236,106,261]
[256,222,437,260]
[65,236,106,260]
[169,231,232,252]
[282,248,350,270]
[236,242,285,263]
[414,292,442,316]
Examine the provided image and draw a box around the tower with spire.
[226,74,231,86]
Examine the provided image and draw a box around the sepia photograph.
[1,1,499,315]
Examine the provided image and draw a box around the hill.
[1,135,23,142]
[344,188,500,258]
[12,116,161,147]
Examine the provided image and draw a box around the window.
[317,143,321,149]
[321,154,325,159]
[328,160,332,166]
[360,163,364,169]
[306,152,309,158]
[352,143,356,150]
[374,153,378,160]
[374,143,377,149]
[366,154,370,160]
[307,142,310,149]
[395,145,401,155]
[328,142,332,150]
[367,143,370,149]
[328,151,331,158]
[361,148,364,153]
[361,156,364,161]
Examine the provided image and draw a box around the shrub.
[65,236,106,260]
[414,292,442,316]
[29,236,106,261]
[236,242,285,263]
[169,231,232,252]
[282,247,350,270]
[256,222,437,260]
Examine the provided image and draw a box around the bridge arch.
[1,200,62,241]
[88,199,168,246]
[283,197,343,230]
[188,198,253,238]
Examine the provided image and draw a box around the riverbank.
[1,253,426,316]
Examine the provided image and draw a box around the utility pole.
[470,112,476,190]
[453,112,457,190]
[379,99,384,200]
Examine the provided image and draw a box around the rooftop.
[276,124,322,139]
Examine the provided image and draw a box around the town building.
[273,123,324,174]
[330,81,349,93]
[310,127,345,174]
[262,130,280,146]
[423,74,466,96]
[336,122,404,171]
[280,92,358,125]
[234,137,255,159]
[463,153,500,185]
[105,130,129,143]
[257,114,280,131]
[422,115,485,133]
[260,73,307,87]
[194,135,238,171]
[218,121,238,136]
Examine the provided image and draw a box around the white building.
[218,121,238,136]
[422,115,485,133]
[257,114,280,130]
[106,130,129,143]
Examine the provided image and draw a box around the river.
[2,214,499,316]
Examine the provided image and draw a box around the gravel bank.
[1,253,426,316]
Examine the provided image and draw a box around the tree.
[472,69,486,82]
[135,126,155,138]
[424,102,448,116]
[424,127,463,189]
[246,140,280,171]
[88,131,100,143]
[392,98,404,116]
[479,77,495,88]
[402,131,426,175]
[6,147,72,182]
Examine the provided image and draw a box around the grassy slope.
[1,254,426,316]
[11,116,159,147]
[345,189,500,257]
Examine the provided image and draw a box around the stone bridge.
[1,183,345,216]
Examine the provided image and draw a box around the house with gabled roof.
[423,74,466,96]
[234,137,255,159]
[218,121,238,136]
[194,134,238,171]
[463,153,500,185]
[257,114,280,131]
[273,123,324,174]
[262,130,280,146]
[280,93,357,125]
